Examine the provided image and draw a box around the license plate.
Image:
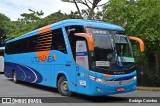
[116,87,124,92]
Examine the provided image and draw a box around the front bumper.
[87,79,136,96]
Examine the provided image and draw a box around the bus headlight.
[88,75,96,80]
[133,76,137,80]
[86,74,105,84]
[96,78,104,83]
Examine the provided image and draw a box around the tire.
[13,71,18,83]
[57,76,72,96]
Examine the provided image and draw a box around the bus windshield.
[113,32,133,58]
[90,28,134,74]
[92,29,114,62]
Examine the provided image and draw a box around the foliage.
[7,9,44,39]
[9,10,80,38]
[137,61,160,87]
[61,0,107,19]
[19,9,44,24]
[103,0,160,87]
[0,13,11,45]
[0,13,11,35]
[36,10,74,28]
[103,0,160,54]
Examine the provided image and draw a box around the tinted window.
[52,29,67,54]
[5,36,37,54]
[5,28,67,54]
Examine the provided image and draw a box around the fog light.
[96,87,103,92]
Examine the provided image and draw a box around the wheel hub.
[61,81,68,92]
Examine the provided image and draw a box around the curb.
[137,86,160,91]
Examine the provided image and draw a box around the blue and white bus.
[4,19,144,96]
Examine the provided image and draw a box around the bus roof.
[7,19,125,43]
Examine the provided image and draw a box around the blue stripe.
[4,62,43,83]
[17,66,27,81]
[76,52,88,56]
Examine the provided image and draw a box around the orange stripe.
[36,49,50,51]
[36,39,52,43]
[38,25,52,35]
[38,36,52,40]
[36,50,50,62]
[36,25,52,62]
[36,42,52,46]
[36,46,51,49]
[38,33,52,38]
[36,48,51,50]
[39,31,52,35]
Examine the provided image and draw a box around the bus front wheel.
[57,76,72,96]
[13,71,18,83]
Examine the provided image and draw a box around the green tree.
[103,0,160,86]
[61,0,107,19]
[9,10,80,38]
[0,13,11,36]
[20,9,44,24]
[9,9,44,38]
[103,0,160,54]
[0,13,11,45]
[35,10,80,28]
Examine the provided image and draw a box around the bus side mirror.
[129,36,144,52]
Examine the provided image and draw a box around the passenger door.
[76,40,90,93]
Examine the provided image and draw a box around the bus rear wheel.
[58,76,72,96]
[13,71,18,83]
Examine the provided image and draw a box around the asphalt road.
[0,73,159,106]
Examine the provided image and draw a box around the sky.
[0,0,87,21]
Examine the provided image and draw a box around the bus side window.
[52,28,67,54]
[5,35,37,54]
